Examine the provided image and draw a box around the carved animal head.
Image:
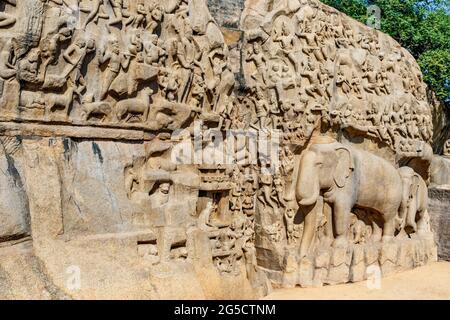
[296,142,354,206]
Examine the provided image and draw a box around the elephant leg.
[332,202,350,248]
[372,221,382,242]
[416,209,428,234]
[299,198,322,259]
[382,215,396,242]
[406,201,418,233]
[323,202,333,241]
[397,201,407,231]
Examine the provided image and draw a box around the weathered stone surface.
[0,138,30,241]
[0,0,444,299]
[429,187,450,261]
[208,0,245,29]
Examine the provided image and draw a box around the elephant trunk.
[296,151,320,207]
[397,177,410,230]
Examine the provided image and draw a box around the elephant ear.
[334,147,354,188]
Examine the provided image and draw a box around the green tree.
[321,0,450,108]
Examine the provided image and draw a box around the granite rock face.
[0,0,443,299]
[429,187,450,261]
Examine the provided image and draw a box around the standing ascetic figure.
[294,137,403,258]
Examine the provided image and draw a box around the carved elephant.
[295,140,403,258]
[398,167,429,235]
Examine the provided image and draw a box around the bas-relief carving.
[238,0,437,287]
[242,0,432,155]
[0,0,439,297]
[0,0,233,133]
[430,139,450,187]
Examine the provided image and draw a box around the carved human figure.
[350,72,363,99]
[300,61,325,98]
[176,27,204,103]
[0,38,17,101]
[99,35,130,100]
[275,21,299,72]
[284,205,297,245]
[258,173,278,213]
[252,86,269,129]
[18,48,40,82]
[362,63,381,95]
[63,37,96,95]
[0,38,16,81]
[40,24,74,72]
[336,70,352,97]
[377,66,391,95]
[296,24,326,63]
[272,174,286,208]
[246,42,267,83]
[147,2,163,33]
[124,1,147,28]
[149,182,170,208]
[108,0,123,26]
[318,65,333,99]
[145,35,165,66]
[79,0,105,29]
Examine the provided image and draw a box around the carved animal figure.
[398,167,429,235]
[45,83,78,119]
[115,87,153,122]
[294,139,403,258]
[81,94,112,121]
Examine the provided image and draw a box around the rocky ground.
[264,262,450,300]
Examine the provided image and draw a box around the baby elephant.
[398,167,429,235]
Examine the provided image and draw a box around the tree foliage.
[321,0,450,108]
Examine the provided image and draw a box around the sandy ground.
[264,262,450,300]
